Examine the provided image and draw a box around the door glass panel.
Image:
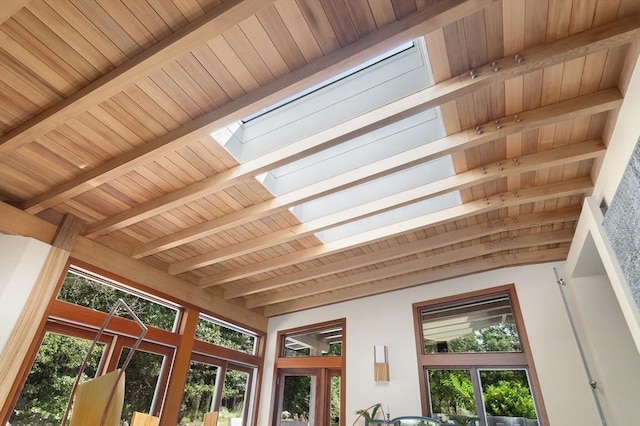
[427,369,478,425]
[118,347,165,421]
[220,368,250,426]
[280,375,314,426]
[9,332,105,425]
[329,374,341,426]
[479,369,538,426]
[179,361,220,425]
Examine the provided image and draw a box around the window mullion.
[470,367,487,426]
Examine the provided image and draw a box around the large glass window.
[7,264,263,426]
[414,288,546,426]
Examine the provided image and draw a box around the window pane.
[196,315,257,355]
[179,361,220,425]
[330,374,341,426]
[479,369,538,426]
[282,325,342,357]
[220,368,250,426]
[421,295,522,353]
[280,375,312,426]
[10,332,104,425]
[426,369,478,425]
[58,270,178,331]
[117,347,165,421]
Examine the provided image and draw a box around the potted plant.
[353,403,385,425]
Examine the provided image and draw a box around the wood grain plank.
[226,20,280,84]
[546,0,572,42]
[0,0,29,25]
[295,0,341,55]
[320,0,359,46]
[368,0,396,28]
[569,0,597,35]
[345,0,377,37]
[256,6,307,71]
[524,0,548,48]
[463,9,488,68]
[502,0,525,55]
[274,0,323,63]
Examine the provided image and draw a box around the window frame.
[412,285,549,425]
[4,258,266,426]
[272,318,346,426]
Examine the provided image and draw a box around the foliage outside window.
[10,333,104,425]
[196,314,257,355]
[415,288,545,426]
[58,269,178,331]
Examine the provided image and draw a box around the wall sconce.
[374,345,389,382]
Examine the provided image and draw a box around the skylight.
[211,38,462,245]
[241,41,414,123]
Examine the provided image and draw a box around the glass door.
[275,368,337,426]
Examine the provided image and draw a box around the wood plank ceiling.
[0,0,638,318]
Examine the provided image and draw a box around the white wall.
[257,262,599,426]
[564,274,640,426]
[0,233,51,353]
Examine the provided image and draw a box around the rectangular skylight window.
[241,41,415,123]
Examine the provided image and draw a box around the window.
[196,313,258,355]
[58,268,179,331]
[273,319,345,426]
[7,264,263,426]
[413,287,547,426]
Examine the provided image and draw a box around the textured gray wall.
[602,137,640,309]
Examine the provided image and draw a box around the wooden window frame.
[412,285,549,425]
[271,318,346,426]
[3,259,266,426]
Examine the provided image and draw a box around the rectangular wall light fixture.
[374,345,389,382]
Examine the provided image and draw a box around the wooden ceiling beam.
[247,228,574,308]
[174,175,592,275]
[0,0,275,156]
[21,0,493,216]
[130,102,608,259]
[201,176,592,284]
[26,13,636,228]
[263,248,570,317]
[222,207,580,298]
[181,138,603,274]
